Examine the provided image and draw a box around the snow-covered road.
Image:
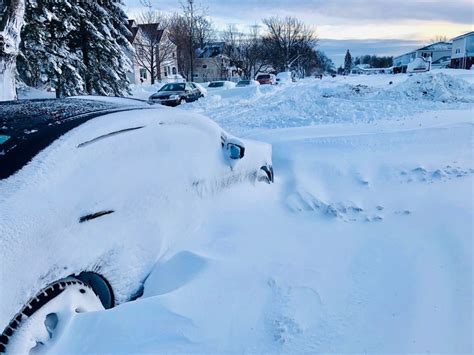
[52,70,473,353]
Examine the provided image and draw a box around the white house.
[394,41,452,73]
[193,42,236,82]
[126,20,178,85]
[450,31,474,69]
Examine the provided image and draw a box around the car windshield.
[257,74,270,79]
[159,83,185,92]
[208,82,225,88]
[0,135,10,145]
[237,80,250,86]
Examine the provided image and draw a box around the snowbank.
[181,70,474,135]
[5,69,473,354]
[50,108,473,354]
[380,72,474,102]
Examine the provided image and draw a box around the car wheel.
[0,276,110,353]
[179,98,186,105]
[257,165,274,184]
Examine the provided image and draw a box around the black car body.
[148,82,203,106]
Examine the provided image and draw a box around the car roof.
[0,98,149,180]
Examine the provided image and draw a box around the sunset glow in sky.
[124,0,473,65]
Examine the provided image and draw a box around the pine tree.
[18,0,132,97]
[344,49,352,74]
[72,0,132,96]
[18,0,85,97]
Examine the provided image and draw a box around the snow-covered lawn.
[21,70,474,353]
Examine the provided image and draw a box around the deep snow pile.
[5,70,472,354]
[50,109,473,354]
[380,72,474,102]
[182,71,474,134]
[44,70,473,354]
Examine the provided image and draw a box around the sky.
[123,0,474,66]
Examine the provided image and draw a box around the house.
[450,31,474,69]
[393,41,452,73]
[193,42,237,82]
[126,20,178,85]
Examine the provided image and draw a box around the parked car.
[148,82,203,106]
[0,97,274,353]
[207,81,236,90]
[235,80,260,87]
[275,71,295,84]
[255,73,276,85]
[407,57,431,73]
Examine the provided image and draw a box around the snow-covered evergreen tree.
[344,49,352,74]
[18,0,132,97]
[18,0,85,97]
[72,0,132,96]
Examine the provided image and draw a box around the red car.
[255,73,276,85]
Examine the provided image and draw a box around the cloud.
[123,0,472,64]
[124,0,473,26]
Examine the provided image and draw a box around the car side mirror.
[226,142,245,159]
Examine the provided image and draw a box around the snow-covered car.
[255,73,276,85]
[207,81,236,90]
[275,71,295,84]
[148,82,203,106]
[193,82,208,97]
[0,98,273,353]
[407,57,431,73]
[235,80,260,87]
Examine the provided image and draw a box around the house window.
[456,48,461,54]
[172,67,177,75]
[139,68,147,80]
[193,73,199,77]
[202,65,207,69]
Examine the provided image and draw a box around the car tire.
[0,276,109,353]
[179,98,186,105]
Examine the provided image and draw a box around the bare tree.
[168,13,191,80]
[222,25,267,79]
[168,2,213,81]
[261,16,316,72]
[430,35,448,43]
[134,8,176,84]
[0,0,26,100]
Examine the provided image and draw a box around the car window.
[257,74,270,79]
[208,82,225,88]
[160,83,185,91]
[0,135,10,145]
[189,83,196,89]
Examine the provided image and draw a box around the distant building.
[450,31,474,70]
[126,20,178,85]
[193,42,237,82]
[393,41,452,73]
